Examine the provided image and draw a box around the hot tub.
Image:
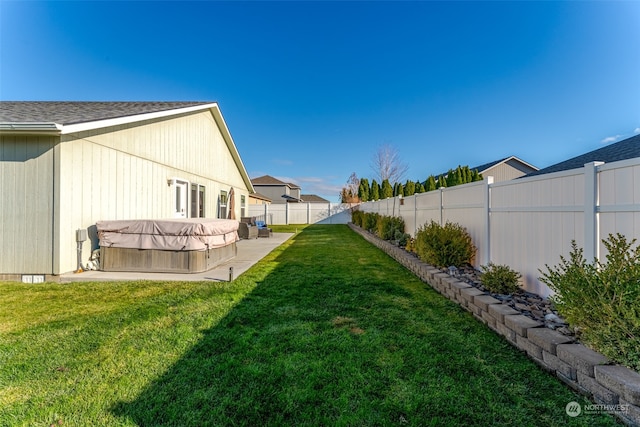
[96,218,239,273]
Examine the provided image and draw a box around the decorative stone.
[556,344,609,378]
[527,328,575,355]
[577,371,620,405]
[542,351,576,380]
[504,314,543,337]
[488,304,519,324]
[595,365,640,406]
[473,294,500,312]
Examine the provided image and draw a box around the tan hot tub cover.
[96,218,239,251]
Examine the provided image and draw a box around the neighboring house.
[300,194,330,203]
[0,101,254,280]
[249,192,272,205]
[524,134,640,177]
[471,156,538,182]
[251,175,319,203]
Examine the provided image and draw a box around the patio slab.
[61,232,294,283]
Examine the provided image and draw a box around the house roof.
[301,194,330,203]
[249,192,272,202]
[471,156,538,174]
[0,101,255,193]
[251,175,301,189]
[525,134,640,177]
[0,101,210,126]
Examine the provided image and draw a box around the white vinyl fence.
[359,159,640,297]
[248,202,353,226]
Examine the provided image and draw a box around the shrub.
[375,215,405,241]
[351,210,365,228]
[414,220,476,268]
[480,263,521,294]
[364,212,379,233]
[540,234,640,371]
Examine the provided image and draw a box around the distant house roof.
[251,175,301,189]
[525,134,640,177]
[301,194,330,203]
[249,192,272,202]
[471,156,538,174]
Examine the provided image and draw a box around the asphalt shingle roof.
[525,134,640,177]
[0,101,212,125]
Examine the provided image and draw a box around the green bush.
[480,263,521,294]
[351,210,365,228]
[376,216,405,241]
[364,212,379,232]
[414,221,476,268]
[540,234,640,371]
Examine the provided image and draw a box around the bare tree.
[370,143,409,184]
[340,172,361,203]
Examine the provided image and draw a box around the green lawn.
[0,225,618,426]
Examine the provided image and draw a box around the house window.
[190,184,206,218]
[219,190,228,219]
[240,195,246,218]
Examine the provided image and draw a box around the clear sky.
[1,1,639,201]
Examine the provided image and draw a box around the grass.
[0,225,618,426]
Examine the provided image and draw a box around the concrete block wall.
[349,224,640,426]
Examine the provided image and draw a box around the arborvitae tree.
[381,179,393,199]
[462,166,472,184]
[395,182,404,197]
[425,175,437,192]
[370,179,380,201]
[404,180,415,196]
[358,178,370,202]
[437,175,447,188]
[416,181,426,193]
[472,169,483,182]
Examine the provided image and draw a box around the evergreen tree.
[371,179,380,201]
[358,178,370,202]
[396,182,404,197]
[415,181,426,193]
[425,175,437,192]
[437,175,447,188]
[404,180,415,196]
[381,179,393,199]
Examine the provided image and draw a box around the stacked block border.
[349,223,640,426]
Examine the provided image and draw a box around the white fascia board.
[60,103,218,134]
[0,122,63,135]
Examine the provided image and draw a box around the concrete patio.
[61,232,294,283]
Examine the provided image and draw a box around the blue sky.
[1,1,639,201]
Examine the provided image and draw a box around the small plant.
[414,220,476,268]
[480,263,521,294]
[540,233,640,371]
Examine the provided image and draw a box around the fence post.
[482,176,494,266]
[584,161,604,262]
[286,202,289,225]
[439,187,444,226]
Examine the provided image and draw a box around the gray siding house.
[0,101,254,280]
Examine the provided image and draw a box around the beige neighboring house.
[251,175,329,203]
[249,192,272,205]
[0,101,254,280]
[471,156,538,182]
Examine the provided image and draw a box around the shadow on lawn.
[110,225,419,426]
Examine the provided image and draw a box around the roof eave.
[0,122,63,135]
